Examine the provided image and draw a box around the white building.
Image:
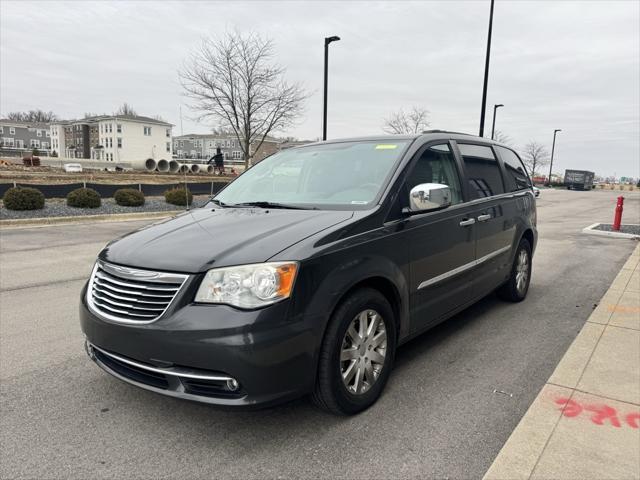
[50,115,173,169]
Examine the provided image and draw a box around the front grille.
[88,261,188,323]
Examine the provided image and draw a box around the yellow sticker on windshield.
[375,144,398,150]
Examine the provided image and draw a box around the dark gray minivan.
[81,131,537,415]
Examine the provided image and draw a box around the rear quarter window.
[496,146,532,192]
[458,144,505,199]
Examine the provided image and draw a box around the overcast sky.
[1,0,638,177]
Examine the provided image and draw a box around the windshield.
[214,140,410,209]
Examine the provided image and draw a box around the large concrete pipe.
[190,164,201,173]
[169,160,180,173]
[202,164,214,174]
[157,159,169,172]
[145,158,157,171]
[179,164,190,173]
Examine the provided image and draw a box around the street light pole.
[479,0,495,137]
[323,35,340,141]
[491,103,503,140]
[547,129,562,186]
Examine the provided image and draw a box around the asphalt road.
[1,189,639,479]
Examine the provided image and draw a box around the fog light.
[226,378,240,391]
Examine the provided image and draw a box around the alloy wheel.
[340,309,387,395]
[515,249,529,295]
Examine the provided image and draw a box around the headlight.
[195,262,298,309]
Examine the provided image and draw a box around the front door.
[402,143,477,334]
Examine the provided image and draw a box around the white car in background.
[533,186,540,197]
[63,163,83,173]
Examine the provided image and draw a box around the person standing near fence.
[213,147,224,176]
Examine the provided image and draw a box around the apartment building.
[0,120,51,154]
[173,133,280,164]
[50,115,173,169]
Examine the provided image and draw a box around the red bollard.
[613,196,624,231]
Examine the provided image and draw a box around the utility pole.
[547,129,562,186]
[491,103,503,140]
[180,105,184,137]
[322,35,340,141]
[479,0,495,137]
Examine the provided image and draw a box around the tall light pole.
[478,0,495,137]
[547,129,562,186]
[323,35,340,141]
[491,103,503,140]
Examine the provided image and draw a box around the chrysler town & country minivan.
[81,131,537,415]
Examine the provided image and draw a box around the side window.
[405,143,463,204]
[496,146,531,191]
[458,144,505,199]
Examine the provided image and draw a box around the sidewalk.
[484,243,640,480]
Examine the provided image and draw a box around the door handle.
[477,214,492,222]
[459,218,476,227]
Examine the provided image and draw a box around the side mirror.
[409,183,451,212]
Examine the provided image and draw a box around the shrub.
[2,186,45,211]
[164,186,192,206]
[67,187,101,208]
[114,188,145,207]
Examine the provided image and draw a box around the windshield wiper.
[229,201,311,210]
[208,199,228,208]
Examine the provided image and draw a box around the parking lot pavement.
[1,189,639,479]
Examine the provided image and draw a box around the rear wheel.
[312,288,396,415]
[497,238,532,302]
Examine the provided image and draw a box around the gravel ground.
[594,223,640,235]
[0,195,210,220]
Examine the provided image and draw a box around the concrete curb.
[582,222,640,239]
[0,210,182,229]
[483,244,640,480]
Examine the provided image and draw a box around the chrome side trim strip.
[418,245,511,290]
[418,258,476,289]
[88,342,233,381]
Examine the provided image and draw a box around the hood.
[100,206,354,273]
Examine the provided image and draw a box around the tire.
[312,288,397,415]
[497,238,532,302]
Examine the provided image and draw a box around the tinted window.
[497,146,531,191]
[458,144,505,199]
[406,143,463,204]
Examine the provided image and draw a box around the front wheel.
[497,238,532,302]
[312,288,396,415]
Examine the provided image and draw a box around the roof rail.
[421,129,474,136]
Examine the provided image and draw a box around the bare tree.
[493,130,513,146]
[382,106,430,134]
[181,31,308,168]
[7,110,58,122]
[521,141,550,177]
[116,103,137,116]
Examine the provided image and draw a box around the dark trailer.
[564,169,595,190]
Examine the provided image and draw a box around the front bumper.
[80,284,321,408]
